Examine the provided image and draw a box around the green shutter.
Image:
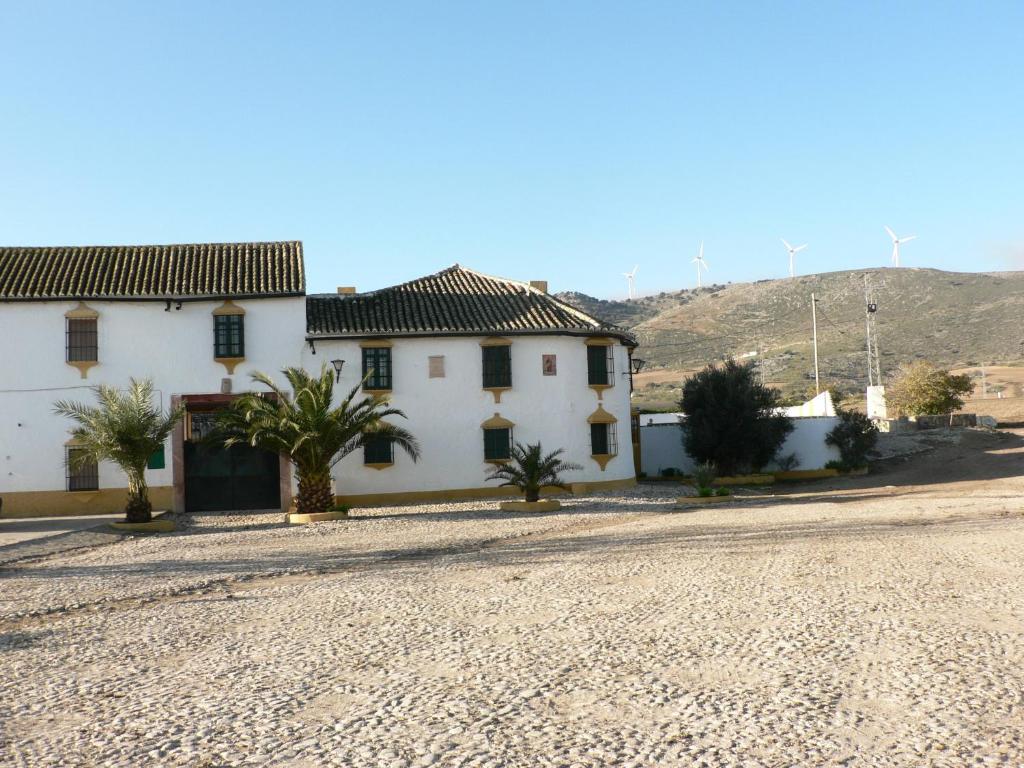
[482,346,512,388]
[147,445,166,470]
[587,345,609,386]
[484,428,511,460]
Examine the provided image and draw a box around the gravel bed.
[1,482,1022,767]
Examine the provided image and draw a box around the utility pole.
[981,367,987,399]
[864,275,882,385]
[864,276,874,387]
[811,292,820,395]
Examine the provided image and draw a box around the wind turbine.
[622,265,639,299]
[781,238,808,278]
[692,242,709,288]
[885,226,917,267]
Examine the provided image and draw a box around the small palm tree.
[485,442,582,502]
[216,365,420,515]
[54,379,184,523]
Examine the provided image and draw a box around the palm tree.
[54,379,184,523]
[216,365,420,515]
[485,442,582,502]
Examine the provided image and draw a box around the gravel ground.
[2,447,1023,767]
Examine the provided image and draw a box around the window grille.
[482,345,512,388]
[587,345,614,386]
[483,427,513,461]
[188,412,220,442]
[363,435,394,464]
[214,314,244,358]
[66,318,98,362]
[590,423,618,456]
[362,347,393,390]
[66,447,99,491]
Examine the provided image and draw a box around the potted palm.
[215,365,419,523]
[486,442,581,512]
[54,378,184,531]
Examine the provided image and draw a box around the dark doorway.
[184,442,281,512]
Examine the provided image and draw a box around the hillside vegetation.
[558,267,1024,409]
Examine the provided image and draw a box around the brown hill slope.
[558,267,1024,408]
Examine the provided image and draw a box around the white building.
[0,247,637,517]
[0,242,306,517]
[306,265,638,505]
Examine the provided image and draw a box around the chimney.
[336,286,356,295]
[529,280,548,293]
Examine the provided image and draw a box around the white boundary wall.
[640,415,841,477]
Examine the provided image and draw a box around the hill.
[557,267,1024,410]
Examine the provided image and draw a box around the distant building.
[0,248,636,517]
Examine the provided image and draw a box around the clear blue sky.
[2,2,1022,298]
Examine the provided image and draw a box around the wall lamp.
[331,359,345,382]
[631,358,647,374]
[308,340,316,355]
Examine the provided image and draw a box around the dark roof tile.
[306,265,635,344]
[0,241,304,300]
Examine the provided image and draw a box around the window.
[482,345,512,388]
[214,314,244,359]
[364,435,394,465]
[362,347,393,390]
[187,411,220,442]
[590,422,618,456]
[479,344,512,387]
[483,427,512,461]
[67,447,98,492]
[587,344,614,386]
[66,318,98,362]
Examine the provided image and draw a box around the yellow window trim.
[483,386,511,403]
[215,356,245,375]
[65,302,99,378]
[586,405,618,424]
[479,336,512,347]
[67,360,98,379]
[485,458,511,465]
[584,337,615,346]
[212,300,245,317]
[65,301,99,320]
[364,462,394,471]
[359,339,393,348]
[481,413,515,429]
[590,453,615,471]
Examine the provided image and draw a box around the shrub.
[660,467,679,478]
[697,486,714,498]
[885,361,974,417]
[775,453,799,472]
[693,461,717,491]
[715,487,731,497]
[825,409,879,470]
[680,360,794,476]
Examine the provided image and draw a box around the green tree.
[885,361,974,417]
[485,442,582,502]
[679,360,793,476]
[54,379,184,523]
[216,366,420,514]
[825,408,879,470]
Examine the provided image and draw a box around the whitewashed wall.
[301,335,636,495]
[640,415,841,477]
[0,297,306,495]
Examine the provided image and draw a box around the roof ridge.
[0,239,302,251]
